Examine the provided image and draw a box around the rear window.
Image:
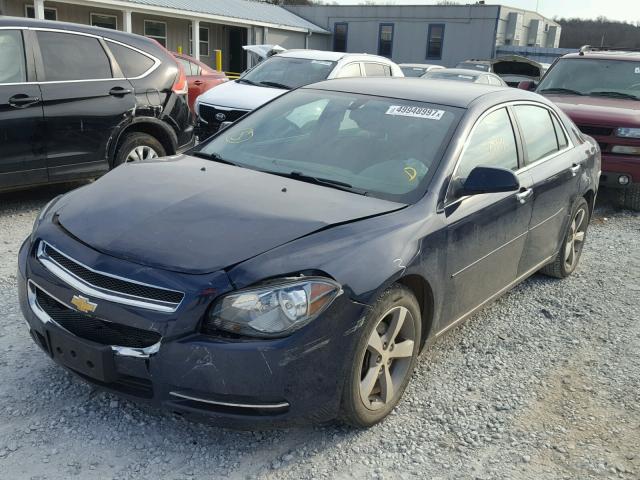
[37,31,112,81]
[107,41,155,78]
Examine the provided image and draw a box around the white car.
[399,63,445,77]
[194,50,403,136]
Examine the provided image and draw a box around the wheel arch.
[583,188,596,216]
[109,119,178,167]
[396,274,435,349]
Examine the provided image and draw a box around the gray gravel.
[0,184,638,480]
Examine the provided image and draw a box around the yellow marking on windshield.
[404,167,417,181]
[226,128,254,144]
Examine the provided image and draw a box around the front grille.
[199,104,248,132]
[36,287,161,348]
[578,125,613,137]
[43,243,183,305]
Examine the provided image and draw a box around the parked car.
[399,63,444,77]
[194,50,404,137]
[457,56,545,87]
[20,78,599,427]
[0,18,194,192]
[422,68,508,86]
[172,52,228,111]
[530,46,640,210]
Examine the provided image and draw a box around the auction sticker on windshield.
[385,105,445,120]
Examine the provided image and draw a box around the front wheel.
[540,197,590,279]
[340,285,421,428]
[113,133,166,168]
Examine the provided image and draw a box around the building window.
[144,20,167,48]
[426,24,445,60]
[333,22,348,52]
[91,13,117,30]
[378,23,393,57]
[189,25,210,57]
[25,5,57,21]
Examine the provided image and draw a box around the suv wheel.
[114,133,166,168]
[341,285,421,428]
[616,185,640,211]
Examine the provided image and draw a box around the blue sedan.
[19,78,600,427]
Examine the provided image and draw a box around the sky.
[327,1,640,23]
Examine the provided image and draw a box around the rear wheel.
[113,133,165,168]
[615,185,640,211]
[540,197,590,278]
[341,285,421,427]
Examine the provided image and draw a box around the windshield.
[538,58,640,99]
[425,71,478,82]
[240,56,336,90]
[196,89,462,204]
[456,62,490,72]
[401,66,428,77]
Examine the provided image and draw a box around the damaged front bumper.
[18,236,369,427]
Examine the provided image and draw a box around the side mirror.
[219,121,234,131]
[517,80,537,91]
[462,166,520,196]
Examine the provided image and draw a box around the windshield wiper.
[589,91,640,100]
[258,81,292,90]
[267,170,368,195]
[191,151,238,166]
[539,87,585,96]
[236,78,259,86]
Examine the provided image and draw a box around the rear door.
[442,107,534,327]
[34,30,136,181]
[0,29,46,189]
[511,103,582,273]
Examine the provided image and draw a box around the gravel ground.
[0,184,638,480]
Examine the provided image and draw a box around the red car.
[172,52,227,111]
[531,47,640,210]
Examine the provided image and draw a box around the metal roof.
[120,0,329,33]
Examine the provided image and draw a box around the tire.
[340,285,422,428]
[113,133,166,168]
[615,184,640,211]
[540,197,590,279]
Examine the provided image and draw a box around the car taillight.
[172,62,188,95]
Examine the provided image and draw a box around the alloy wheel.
[359,306,416,411]
[564,206,587,271]
[125,145,159,164]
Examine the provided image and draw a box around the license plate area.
[47,327,117,383]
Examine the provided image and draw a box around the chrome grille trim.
[27,280,161,358]
[37,241,183,313]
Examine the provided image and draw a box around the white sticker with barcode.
[385,105,445,120]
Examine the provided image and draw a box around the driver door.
[441,107,534,328]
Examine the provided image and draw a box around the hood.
[544,94,640,127]
[55,157,404,274]
[196,79,287,111]
[242,44,286,59]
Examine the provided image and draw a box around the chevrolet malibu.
[19,78,600,427]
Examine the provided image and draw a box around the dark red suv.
[534,47,640,210]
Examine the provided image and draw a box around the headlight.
[30,195,63,242]
[615,127,640,139]
[204,278,342,338]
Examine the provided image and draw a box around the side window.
[336,63,362,78]
[176,57,194,75]
[476,75,490,85]
[107,41,155,78]
[37,32,112,81]
[0,30,27,84]
[488,75,503,86]
[551,113,569,149]
[364,63,387,77]
[455,108,519,181]
[513,105,560,164]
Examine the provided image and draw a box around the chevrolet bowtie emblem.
[71,295,97,314]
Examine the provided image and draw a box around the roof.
[119,0,328,33]
[277,50,393,63]
[427,68,484,77]
[302,77,536,109]
[562,51,640,61]
[399,63,442,68]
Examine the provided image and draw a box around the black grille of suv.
[199,104,248,132]
[36,287,161,348]
[43,244,184,305]
[577,125,614,137]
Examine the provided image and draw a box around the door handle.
[109,87,133,97]
[515,188,533,205]
[8,94,40,108]
[569,164,582,176]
